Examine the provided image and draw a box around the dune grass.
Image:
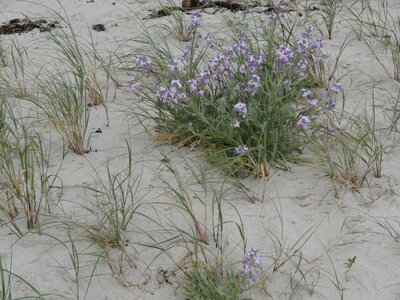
[0,96,60,232]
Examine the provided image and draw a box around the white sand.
[1,0,400,299]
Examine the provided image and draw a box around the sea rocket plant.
[131,7,342,175]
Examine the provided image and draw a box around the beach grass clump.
[49,14,114,109]
[160,8,196,42]
[183,265,247,300]
[0,38,29,98]
[183,249,261,300]
[139,153,248,286]
[0,97,58,233]
[27,68,89,155]
[352,0,400,81]
[309,84,400,197]
[0,38,7,67]
[158,159,260,298]
[318,0,345,40]
[77,144,143,250]
[25,17,117,155]
[156,153,248,260]
[131,9,337,177]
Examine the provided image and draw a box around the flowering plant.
[131,9,341,176]
[242,248,262,281]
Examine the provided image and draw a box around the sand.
[1,0,400,299]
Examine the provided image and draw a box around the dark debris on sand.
[92,24,106,32]
[0,18,60,35]
[144,0,268,19]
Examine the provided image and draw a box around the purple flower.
[156,80,186,105]
[331,82,343,94]
[298,38,309,48]
[197,68,211,85]
[298,115,311,130]
[209,52,234,78]
[327,121,340,136]
[244,74,261,96]
[171,79,183,89]
[180,43,191,62]
[245,54,266,73]
[301,88,312,98]
[231,30,251,56]
[297,58,308,72]
[316,53,328,63]
[134,54,154,74]
[168,59,181,76]
[306,98,318,106]
[325,99,336,109]
[156,86,169,102]
[202,33,219,49]
[187,79,198,94]
[316,36,324,48]
[188,11,202,29]
[274,0,288,12]
[242,248,262,281]
[233,101,247,117]
[301,25,314,38]
[234,145,248,156]
[128,79,141,95]
[275,45,294,66]
[266,11,278,25]
[253,256,262,268]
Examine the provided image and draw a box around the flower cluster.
[325,82,343,110]
[168,59,182,77]
[302,88,319,109]
[242,248,262,281]
[210,51,234,78]
[298,115,311,130]
[241,74,261,96]
[202,32,220,49]
[180,43,191,62]
[233,101,247,118]
[232,28,251,56]
[128,79,142,95]
[234,145,248,156]
[327,121,341,136]
[274,0,289,12]
[134,54,154,74]
[188,11,202,29]
[296,81,342,130]
[156,80,186,105]
[276,45,294,67]
[131,10,342,172]
[242,54,266,76]
[275,26,327,75]
[187,68,210,96]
